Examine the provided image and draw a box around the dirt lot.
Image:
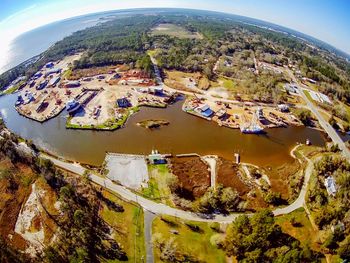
[164,70,207,92]
[16,54,83,122]
[170,157,210,200]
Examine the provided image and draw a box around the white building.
[324,176,337,196]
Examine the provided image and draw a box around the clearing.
[152,215,226,263]
[150,23,202,39]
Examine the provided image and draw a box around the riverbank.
[66,106,140,131]
[182,97,302,133]
[0,92,327,167]
[40,143,322,223]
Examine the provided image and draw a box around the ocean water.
[0,12,121,74]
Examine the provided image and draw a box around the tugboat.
[66,100,81,114]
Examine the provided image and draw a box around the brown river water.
[0,94,326,167]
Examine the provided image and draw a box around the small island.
[137,119,170,129]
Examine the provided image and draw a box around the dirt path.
[202,156,217,188]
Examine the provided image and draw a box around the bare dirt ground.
[0,154,58,255]
[16,54,83,122]
[170,157,210,200]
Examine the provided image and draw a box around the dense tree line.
[1,11,349,99]
[224,210,321,262]
[308,156,350,260]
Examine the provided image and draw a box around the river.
[0,93,326,167]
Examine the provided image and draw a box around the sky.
[0,0,349,58]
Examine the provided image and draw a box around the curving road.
[42,150,316,222]
[285,69,350,159]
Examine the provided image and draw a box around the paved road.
[273,156,314,216]
[144,210,156,263]
[285,69,350,159]
[42,151,316,222]
[299,85,350,159]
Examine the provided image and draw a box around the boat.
[15,95,24,106]
[66,100,81,114]
[36,101,49,113]
[240,124,265,134]
[240,112,265,134]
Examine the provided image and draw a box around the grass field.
[276,207,322,252]
[152,216,226,263]
[142,164,175,206]
[99,190,146,262]
[150,24,202,39]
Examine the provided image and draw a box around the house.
[324,176,337,196]
[116,97,131,108]
[319,93,332,104]
[196,104,214,118]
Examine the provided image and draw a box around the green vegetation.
[294,108,314,126]
[1,11,349,107]
[275,208,321,252]
[141,178,161,200]
[152,216,226,263]
[66,107,139,130]
[193,184,242,214]
[137,119,170,129]
[100,190,146,262]
[142,164,175,206]
[307,155,350,260]
[150,23,202,39]
[224,210,322,262]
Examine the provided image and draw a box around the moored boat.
[66,100,81,114]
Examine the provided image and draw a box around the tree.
[338,235,350,260]
[264,191,283,205]
[329,116,339,130]
[224,210,318,262]
[295,109,313,126]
